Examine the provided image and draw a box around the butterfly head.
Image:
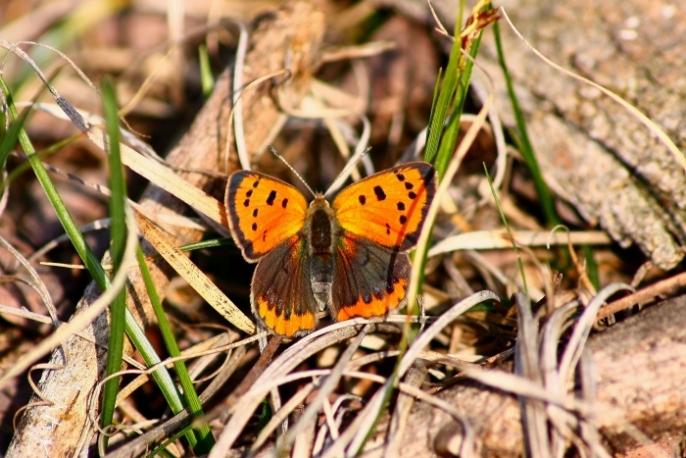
[308,194,330,209]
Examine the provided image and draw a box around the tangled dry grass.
[1,1,685,457]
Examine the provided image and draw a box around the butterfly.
[226,162,436,337]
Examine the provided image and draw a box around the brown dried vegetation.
[0,1,685,457]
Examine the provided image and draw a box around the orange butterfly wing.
[227,171,308,261]
[227,170,315,336]
[329,162,436,321]
[331,162,436,251]
[330,235,411,322]
[251,235,317,336]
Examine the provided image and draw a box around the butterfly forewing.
[332,162,436,251]
[227,171,308,261]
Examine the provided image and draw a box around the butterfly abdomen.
[310,255,333,311]
[307,199,335,311]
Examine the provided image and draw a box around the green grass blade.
[353,1,486,454]
[424,34,462,168]
[0,76,107,289]
[493,21,559,226]
[582,245,599,290]
[100,79,128,438]
[424,0,468,170]
[177,237,235,253]
[416,0,486,325]
[434,28,483,176]
[5,135,81,191]
[484,163,529,296]
[136,245,214,452]
[123,310,195,444]
[0,76,193,449]
[0,103,30,172]
[198,45,215,98]
[424,66,443,150]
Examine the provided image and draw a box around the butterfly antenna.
[268,146,316,198]
[325,146,373,198]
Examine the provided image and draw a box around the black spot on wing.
[399,215,407,224]
[359,195,366,205]
[246,189,253,197]
[396,173,406,181]
[282,198,289,208]
[373,186,386,201]
[404,182,414,190]
[252,222,257,231]
[243,199,250,207]
[253,208,258,217]
[385,223,391,235]
[408,191,417,199]
[266,190,277,206]
[397,202,405,211]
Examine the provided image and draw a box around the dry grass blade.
[384,365,426,457]
[211,326,360,454]
[453,283,644,457]
[103,342,249,458]
[399,291,500,376]
[1,39,227,226]
[0,233,58,326]
[136,214,254,334]
[460,368,587,414]
[428,229,611,255]
[597,271,686,320]
[558,284,632,384]
[279,324,372,452]
[540,302,578,457]
[405,64,495,313]
[322,291,499,457]
[398,293,686,456]
[0,205,138,389]
[512,293,549,457]
[499,7,686,173]
[249,382,317,454]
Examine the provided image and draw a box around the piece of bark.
[6,2,324,456]
[473,0,686,269]
[379,295,686,457]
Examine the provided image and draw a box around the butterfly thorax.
[305,195,338,311]
[307,195,336,252]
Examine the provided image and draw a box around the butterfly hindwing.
[227,171,309,261]
[331,162,436,251]
[330,233,411,322]
[251,235,318,336]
